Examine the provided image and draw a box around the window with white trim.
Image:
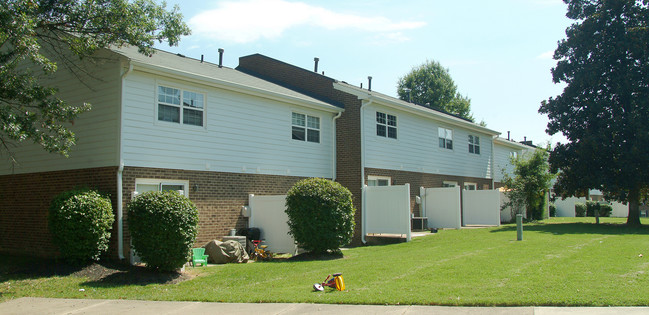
[292,112,320,143]
[464,182,477,190]
[442,181,457,188]
[438,127,453,149]
[468,135,480,154]
[134,179,189,198]
[510,151,518,158]
[376,111,397,139]
[368,175,391,186]
[157,86,204,126]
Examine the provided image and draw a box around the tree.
[0,0,190,162]
[501,148,554,221]
[397,60,474,121]
[538,0,649,226]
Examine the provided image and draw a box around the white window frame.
[376,111,397,139]
[367,175,391,186]
[157,85,206,127]
[510,151,518,159]
[292,112,320,143]
[438,127,453,150]
[134,178,190,198]
[464,182,477,190]
[468,135,480,155]
[442,181,458,188]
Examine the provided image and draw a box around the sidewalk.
[1,297,648,315]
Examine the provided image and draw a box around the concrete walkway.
[1,298,648,315]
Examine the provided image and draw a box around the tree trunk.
[627,188,642,227]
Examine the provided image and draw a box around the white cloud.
[189,0,426,43]
[537,50,555,60]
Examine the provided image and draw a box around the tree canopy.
[501,148,554,221]
[0,0,190,161]
[396,60,474,121]
[539,0,649,226]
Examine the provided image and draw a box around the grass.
[2,217,649,306]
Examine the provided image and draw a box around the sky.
[154,0,574,146]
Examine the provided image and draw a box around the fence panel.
[363,184,411,241]
[248,194,296,254]
[463,190,501,226]
[422,187,461,229]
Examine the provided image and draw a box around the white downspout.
[117,62,133,260]
[332,111,342,181]
[360,98,373,244]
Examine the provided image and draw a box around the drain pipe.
[332,111,342,181]
[360,97,374,244]
[117,62,133,260]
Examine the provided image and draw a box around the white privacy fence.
[247,194,296,254]
[462,190,501,226]
[421,186,461,229]
[362,184,411,242]
[554,196,628,217]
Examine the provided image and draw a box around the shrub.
[598,203,613,217]
[575,202,586,217]
[127,191,198,271]
[285,178,356,254]
[586,200,599,217]
[549,203,557,217]
[49,189,114,263]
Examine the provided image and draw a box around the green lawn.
[2,217,649,306]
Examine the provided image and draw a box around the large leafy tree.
[397,60,474,121]
[539,0,649,226]
[0,0,190,161]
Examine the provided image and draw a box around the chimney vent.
[314,57,319,73]
[201,54,204,63]
[368,76,372,91]
[218,48,224,68]
[507,131,510,140]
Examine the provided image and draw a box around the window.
[134,179,189,198]
[157,86,204,127]
[464,182,477,190]
[368,176,391,186]
[468,135,480,154]
[292,112,320,143]
[376,111,397,139]
[438,127,453,149]
[510,151,518,158]
[442,181,457,188]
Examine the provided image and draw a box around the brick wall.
[0,167,118,257]
[121,167,307,258]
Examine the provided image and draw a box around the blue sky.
[155,0,573,145]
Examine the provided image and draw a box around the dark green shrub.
[127,191,198,271]
[575,202,586,217]
[586,200,599,217]
[549,203,557,217]
[598,203,613,217]
[49,189,114,263]
[285,178,356,254]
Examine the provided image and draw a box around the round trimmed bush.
[49,189,114,263]
[127,191,198,271]
[285,178,356,254]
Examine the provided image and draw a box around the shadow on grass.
[81,266,187,288]
[490,222,649,235]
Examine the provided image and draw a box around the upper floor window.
[376,112,397,139]
[292,112,320,143]
[468,135,480,154]
[510,151,518,158]
[158,86,204,127]
[438,127,453,149]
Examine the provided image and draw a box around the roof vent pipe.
[507,131,510,140]
[314,57,319,73]
[218,48,224,68]
[368,76,372,91]
[201,54,204,63]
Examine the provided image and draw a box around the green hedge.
[285,178,356,254]
[127,191,198,271]
[48,189,114,263]
[549,203,557,217]
[575,202,586,217]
